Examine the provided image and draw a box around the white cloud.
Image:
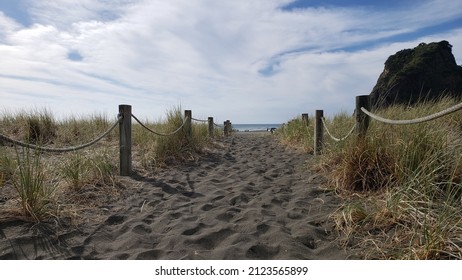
[0,11,22,42]
[0,0,461,123]
[25,0,138,28]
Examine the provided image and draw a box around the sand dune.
[0,133,350,259]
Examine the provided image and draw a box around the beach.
[0,132,349,260]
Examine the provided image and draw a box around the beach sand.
[0,132,350,260]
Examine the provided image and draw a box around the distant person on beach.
[267,127,277,134]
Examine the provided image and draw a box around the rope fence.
[191,116,229,132]
[0,115,121,153]
[191,117,208,123]
[360,102,462,125]
[321,117,356,142]
[309,95,462,155]
[131,114,189,137]
[0,104,229,176]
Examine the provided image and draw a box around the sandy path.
[0,133,348,259]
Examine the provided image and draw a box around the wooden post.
[184,110,192,138]
[224,120,231,137]
[208,117,214,138]
[119,104,132,176]
[355,95,370,139]
[314,110,324,156]
[302,113,309,127]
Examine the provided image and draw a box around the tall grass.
[0,106,218,222]
[327,98,462,259]
[13,147,57,222]
[59,148,117,191]
[57,113,114,145]
[0,148,16,188]
[0,108,57,144]
[153,107,191,163]
[276,117,313,152]
[133,107,212,168]
[278,97,462,259]
[0,109,115,147]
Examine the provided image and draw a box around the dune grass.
[12,147,58,222]
[278,97,462,259]
[0,107,218,223]
[276,117,313,152]
[133,107,215,169]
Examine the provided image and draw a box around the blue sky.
[0,0,462,123]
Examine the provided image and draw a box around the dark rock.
[370,41,462,108]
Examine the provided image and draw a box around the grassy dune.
[0,107,217,222]
[3,98,462,259]
[277,97,462,259]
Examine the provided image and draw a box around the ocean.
[231,123,282,132]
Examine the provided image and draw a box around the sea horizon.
[232,123,282,132]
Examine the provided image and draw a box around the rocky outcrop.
[370,41,462,108]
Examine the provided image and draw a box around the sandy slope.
[0,133,350,259]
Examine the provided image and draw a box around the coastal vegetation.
[2,97,462,259]
[277,97,462,259]
[0,107,214,222]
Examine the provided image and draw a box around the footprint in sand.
[255,223,270,235]
[229,193,249,206]
[181,223,206,236]
[287,211,303,220]
[246,243,280,259]
[142,214,156,224]
[105,214,125,225]
[114,253,130,260]
[296,235,317,249]
[200,203,215,211]
[211,195,225,202]
[169,212,182,219]
[187,228,233,250]
[132,223,152,235]
[135,249,163,260]
[216,207,241,222]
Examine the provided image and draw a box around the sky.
[0,0,462,124]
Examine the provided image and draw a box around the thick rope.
[361,102,462,125]
[321,117,356,142]
[131,114,189,137]
[191,117,208,123]
[192,117,224,128]
[0,116,121,153]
